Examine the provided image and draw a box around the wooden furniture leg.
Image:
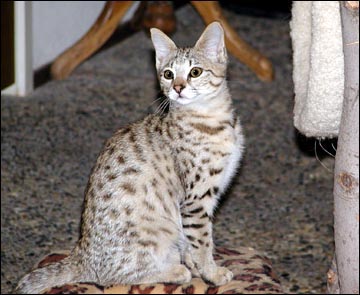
[191,1,274,82]
[142,1,176,35]
[51,1,133,80]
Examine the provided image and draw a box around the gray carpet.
[1,4,335,294]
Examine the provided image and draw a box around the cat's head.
[150,22,227,106]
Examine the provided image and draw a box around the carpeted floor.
[1,4,335,294]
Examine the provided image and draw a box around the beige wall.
[32,1,139,70]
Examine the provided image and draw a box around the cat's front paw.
[203,266,233,286]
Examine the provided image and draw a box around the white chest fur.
[219,119,245,193]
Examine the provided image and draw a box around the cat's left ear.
[150,28,177,69]
[195,21,227,63]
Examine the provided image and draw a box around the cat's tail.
[14,255,87,294]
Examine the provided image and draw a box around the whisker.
[314,141,333,173]
[154,103,164,115]
[154,100,164,114]
[319,139,336,158]
[159,99,170,115]
[150,95,166,107]
[155,98,169,115]
[157,98,168,111]
[156,101,165,115]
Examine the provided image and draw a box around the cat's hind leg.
[137,247,192,284]
[137,264,192,285]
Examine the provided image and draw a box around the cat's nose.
[173,84,185,94]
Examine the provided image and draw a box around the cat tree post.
[328,1,359,294]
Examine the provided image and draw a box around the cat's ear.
[150,28,177,69]
[195,21,227,63]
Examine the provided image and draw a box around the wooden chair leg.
[191,1,274,82]
[142,1,177,35]
[51,1,133,80]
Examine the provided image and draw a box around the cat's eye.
[164,70,174,80]
[189,67,203,78]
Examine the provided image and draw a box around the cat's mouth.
[175,91,190,100]
[170,93,185,100]
[168,90,194,104]
[172,95,193,105]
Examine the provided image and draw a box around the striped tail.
[14,256,86,294]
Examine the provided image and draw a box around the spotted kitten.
[15,21,244,293]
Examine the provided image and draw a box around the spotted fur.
[15,22,244,294]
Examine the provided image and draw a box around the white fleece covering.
[290,1,344,138]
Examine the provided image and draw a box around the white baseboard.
[2,1,34,97]
[15,1,33,96]
[1,84,17,96]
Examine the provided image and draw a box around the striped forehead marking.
[168,47,197,69]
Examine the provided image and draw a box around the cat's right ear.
[150,28,177,69]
